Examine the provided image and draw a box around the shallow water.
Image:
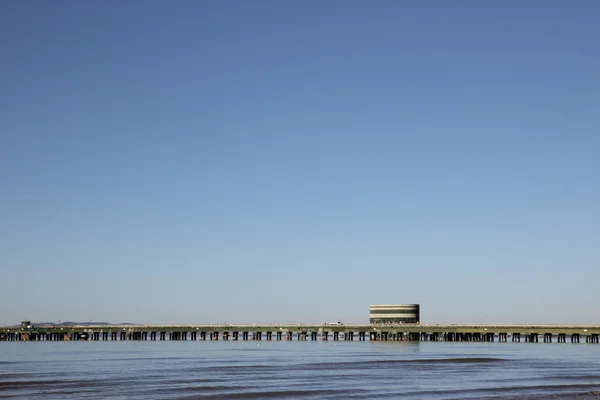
[2,341,600,399]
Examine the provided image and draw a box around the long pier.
[1,324,600,343]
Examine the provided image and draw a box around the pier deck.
[1,324,600,343]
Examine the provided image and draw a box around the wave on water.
[170,388,369,400]
[301,357,506,369]
[446,391,600,400]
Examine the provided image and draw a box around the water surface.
[2,341,600,399]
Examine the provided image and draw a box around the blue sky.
[1,1,599,325]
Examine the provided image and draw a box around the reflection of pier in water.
[1,321,600,344]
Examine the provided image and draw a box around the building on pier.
[369,304,420,324]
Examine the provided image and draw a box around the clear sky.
[1,1,599,326]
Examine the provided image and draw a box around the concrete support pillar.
[584,334,598,344]
[527,333,538,343]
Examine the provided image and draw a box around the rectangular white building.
[369,304,420,324]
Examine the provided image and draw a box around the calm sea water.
[2,341,600,399]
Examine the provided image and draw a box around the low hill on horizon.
[32,321,136,326]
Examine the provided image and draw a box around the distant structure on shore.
[369,304,420,324]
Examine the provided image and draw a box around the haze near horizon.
[1,1,599,326]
